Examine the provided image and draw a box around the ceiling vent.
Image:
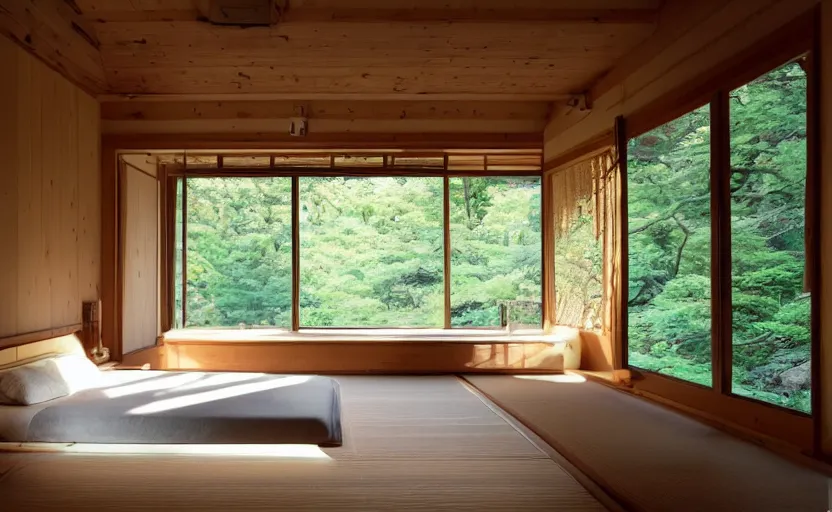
[196,0,287,27]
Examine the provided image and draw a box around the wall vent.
[196,0,287,27]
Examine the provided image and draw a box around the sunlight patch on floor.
[127,375,312,414]
[514,374,586,383]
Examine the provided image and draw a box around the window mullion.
[711,91,733,394]
[443,175,451,329]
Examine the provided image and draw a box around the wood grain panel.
[0,0,107,94]
[121,168,159,354]
[102,118,546,135]
[0,36,101,340]
[99,99,550,136]
[0,36,20,337]
[105,66,584,96]
[77,93,101,305]
[16,53,48,334]
[101,100,550,122]
[164,340,565,374]
[83,8,654,97]
[820,1,832,458]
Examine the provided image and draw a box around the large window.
[729,62,810,413]
[168,153,543,331]
[184,177,293,328]
[299,177,444,327]
[624,52,813,416]
[627,105,713,387]
[449,177,542,328]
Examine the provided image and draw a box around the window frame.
[617,11,818,450]
[160,154,544,332]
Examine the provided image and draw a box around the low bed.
[0,347,342,447]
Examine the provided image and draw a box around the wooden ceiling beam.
[84,7,659,24]
[280,8,660,24]
[97,92,573,102]
[102,131,543,151]
[100,99,551,121]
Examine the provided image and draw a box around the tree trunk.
[463,178,473,227]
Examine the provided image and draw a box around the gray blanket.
[25,372,342,446]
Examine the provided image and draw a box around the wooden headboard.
[0,325,85,367]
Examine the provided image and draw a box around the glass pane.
[173,177,183,328]
[449,177,542,328]
[555,198,602,330]
[299,177,444,327]
[627,105,712,386]
[185,177,292,328]
[730,61,810,413]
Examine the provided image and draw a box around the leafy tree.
[627,62,810,413]
[180,175,542,330]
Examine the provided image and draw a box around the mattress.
[0,370,342,446]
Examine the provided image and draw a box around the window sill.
[162,327,568,345]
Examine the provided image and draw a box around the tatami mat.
[465,375,828,512]
[0,376,605,511]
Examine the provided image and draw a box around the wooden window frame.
[154,153,544,333]
[618,11,819,454]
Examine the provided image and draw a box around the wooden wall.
[0,36,101,339]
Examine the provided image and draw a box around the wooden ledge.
[162,328,570,345]
[156,329,581,374]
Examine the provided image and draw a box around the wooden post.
[181,155,188,327]
[711,91,732,394]
[815,1,829,459]
[541,172,555,332]
[443,174,452,329]
[614,116,628,370]
[101,145,119,359]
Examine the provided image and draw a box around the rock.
[779,361,811,391]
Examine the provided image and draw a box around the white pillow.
[0,359,70,405]
[51,354,103,393]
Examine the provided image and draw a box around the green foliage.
[626,62,811,414]
[181,175,541,330]
[449,177,542,327]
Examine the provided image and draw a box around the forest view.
[627,61,810,413]
[179,175,541,329]
[171,61,810,415]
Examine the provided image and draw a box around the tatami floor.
[0,375,827,511]
[0,376,608,511]
[467,375,828,512]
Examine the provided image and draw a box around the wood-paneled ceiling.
[1,0,661,100]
